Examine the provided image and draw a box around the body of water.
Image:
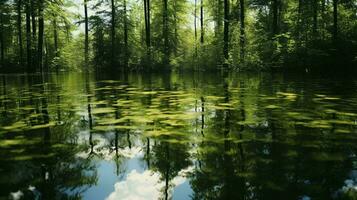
[0,72,357,200]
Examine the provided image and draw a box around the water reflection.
[0,73,357,199]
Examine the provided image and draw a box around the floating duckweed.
[265,105,280,109]
[92,107,116,114]
[2,121,27,131]
[29,122,56,130]
[113,125,137,130]
[161,119,185,126]
[335,129,351,134]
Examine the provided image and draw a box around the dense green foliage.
[0,0,356,72]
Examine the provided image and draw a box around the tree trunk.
[312,0,318,39]
[194,0,197,56]
[173,0,178,56]
[124,0,128,67]
[53,15,58,72]
[31,0,36,39]
[239,0,245,61]
[200,0,204,44]
[333,0,338,42]
[144,0,148,40]
[223,0,229,61]
[38,0,44,72]
[147,0,151,49]
[0,13,4,67]
[144,0,151,55]
[111,0,116,66]
[144,0,151,56]
[26,0,32,72]
[45,37,49,70]
[84,0,89,67]
[321,0,326,39]
[296,0,302,46]
[215,0,222,37]
[17,0,24,65]
[272,0,279,36]
[163,0,169,64]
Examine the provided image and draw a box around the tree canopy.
[0,0,356,72]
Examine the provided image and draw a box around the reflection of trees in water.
[190,74,357,200]
[148,74,192,200]
[0,75,98,199]
[1,73,357,199]
[190,76,249,199]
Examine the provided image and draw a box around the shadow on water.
[0,72,357,199]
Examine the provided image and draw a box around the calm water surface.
[1,72,357,200]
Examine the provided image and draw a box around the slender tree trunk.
[124,0,128,67]
[312,0,318,39]
[201,96,205,136]
[163,0,169,64]
[147,0,151,49]
[272,0,279,36]
[38,0,44,72]
[239,0,245,61]
[45,38,49,71]
[144,0,148,41]
[26,0,32,72]
[173,0,178,56]
[84,0,89,67]
[31,0,37,68]
[200,0,204,44]
[17,0,24,65]
[53,16,58,72]
[144,0,151,56]
[164,144,170,200]
[53,18,58,58]
[194,0,197,56]
[0,13,4,67]
[215,0,222,37]
[146,138,150,167]
[223,0,229,61]
[111,0,116,66]
[333,0,338,42]
[31,0,36,39]
[321,0,326,39]
[296,0,302,47]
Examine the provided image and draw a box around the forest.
[2,1,357,200]
[0,0,357,73]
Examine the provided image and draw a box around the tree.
[144,0,151,57]
[272,0,279,36]
[26,0,32,72]
[333,0,338,42]
[0,0,357,72]
[52,14,58,68]
[200,0,203,44]
[239,0,245,61]
[312,0,318,39]
[163,0,169,65]
[111,0,116,66]
[0,10,4,67]
[84,0,89,66]
[123,0,128,67]
[17,0,24,65]
[38,0,44,72]
[194,0,197,55]
[31,0,36,39]
[223,0,229,62]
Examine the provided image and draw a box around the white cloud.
[106,170,164,200]
[106,167,193,200]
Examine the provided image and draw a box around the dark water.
[1,72,357,200]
